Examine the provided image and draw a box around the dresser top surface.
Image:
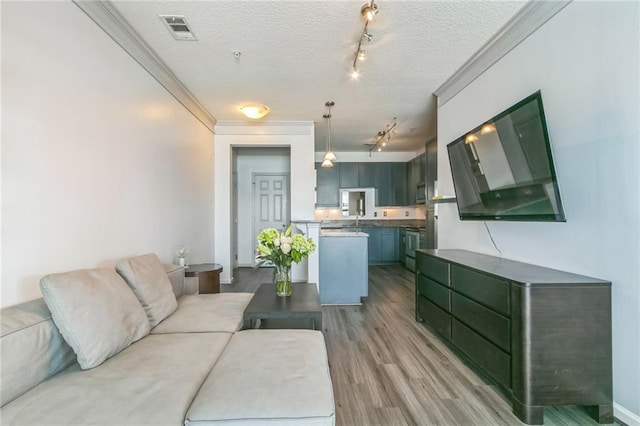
[417,249,610,287]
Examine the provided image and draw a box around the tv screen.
[447,91,565,221]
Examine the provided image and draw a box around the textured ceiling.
[112,1,525,152]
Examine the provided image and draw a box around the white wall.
[235,148,290,266]
[214,121,315,283]
[437,2,639,418]
[1,1,214,307]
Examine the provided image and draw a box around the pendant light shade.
[323,151,337,162]
[323,101,337,164]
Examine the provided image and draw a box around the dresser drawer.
[418,296,451,340]
[452,293,510,352]
[451,265,510,316]
[416,253,449,286]
[418,274,450,312]
[452,319,511,389]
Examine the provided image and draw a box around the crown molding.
[73,0,216,133]
[434,0,572,107]
[215,121,314,136]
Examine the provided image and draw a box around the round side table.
[184,263,223,294]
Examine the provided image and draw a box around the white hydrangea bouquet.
[255,225,316,296]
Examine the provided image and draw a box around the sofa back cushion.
[0,298,77,407]
[115,254,178,328]
[40,268,150,370]
[164,263,185,299]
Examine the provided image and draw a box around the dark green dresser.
[415,249,612,425]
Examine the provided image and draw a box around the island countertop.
[320,230,369,237]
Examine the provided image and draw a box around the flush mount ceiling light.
[364,117,397,155]
[351,1,378,80]
[322,101,337,167]
[240,104,270,119]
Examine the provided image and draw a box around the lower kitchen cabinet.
[367,228,381,263]
[366,227,400,264]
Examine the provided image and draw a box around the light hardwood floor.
[226,265,618,426]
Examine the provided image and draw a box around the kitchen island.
[319,230,368,304]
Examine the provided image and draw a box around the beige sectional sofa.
[0,254,335,425]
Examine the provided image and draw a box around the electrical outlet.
[405,211,409,217]
[383,211,387,217]
[374,212,378,217]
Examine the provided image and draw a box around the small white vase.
[178,257,186,267]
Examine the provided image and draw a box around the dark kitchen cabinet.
[375,163,393,206]
[366,227,400,264]
[358,163,376,188]
[380,228,399,262]
[366,228,381,263]
[315,163,340,207]
[339,163,358,188]
[392,162,408,206]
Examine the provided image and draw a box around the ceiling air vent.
[160,15,197,41]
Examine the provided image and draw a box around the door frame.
[251,172,291,266]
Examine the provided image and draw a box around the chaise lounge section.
[0,254,335,425]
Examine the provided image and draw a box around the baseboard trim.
[615,403,640,426]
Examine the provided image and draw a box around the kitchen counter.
[320,230,369,237]
[321,219,425,230]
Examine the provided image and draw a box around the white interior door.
[253,174,289,266]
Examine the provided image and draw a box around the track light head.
[361,3,378,21]
[362,32,373,42]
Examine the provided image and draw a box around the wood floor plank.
[228,265,618,426]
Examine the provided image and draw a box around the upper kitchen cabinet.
[406,153,426,205]
[392,162,408,206]
[339,163,358,188]
[315,163,340,207]
[358,163,376,188]
[375,163,393,206]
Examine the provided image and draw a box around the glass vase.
[274,264,292,297]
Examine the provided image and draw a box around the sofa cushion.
[116,253,178,327]
[0,299,76,407]
[40,268,150,370]
[185,329,335,425]
[151,293,253,334]
[164,263,185,299]
[0,332,232,425]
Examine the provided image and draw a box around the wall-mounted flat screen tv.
[447,91,566,221]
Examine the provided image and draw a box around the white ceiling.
[112,1,526,153]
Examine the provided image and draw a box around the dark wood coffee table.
[243,283,322,331]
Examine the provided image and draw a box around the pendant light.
[322,101,336,167]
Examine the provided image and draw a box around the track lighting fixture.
[322,101,337,167]
[350,1,377,80]
[364,118,398,154]
[481,123,496,134]
[361,3,378,21]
